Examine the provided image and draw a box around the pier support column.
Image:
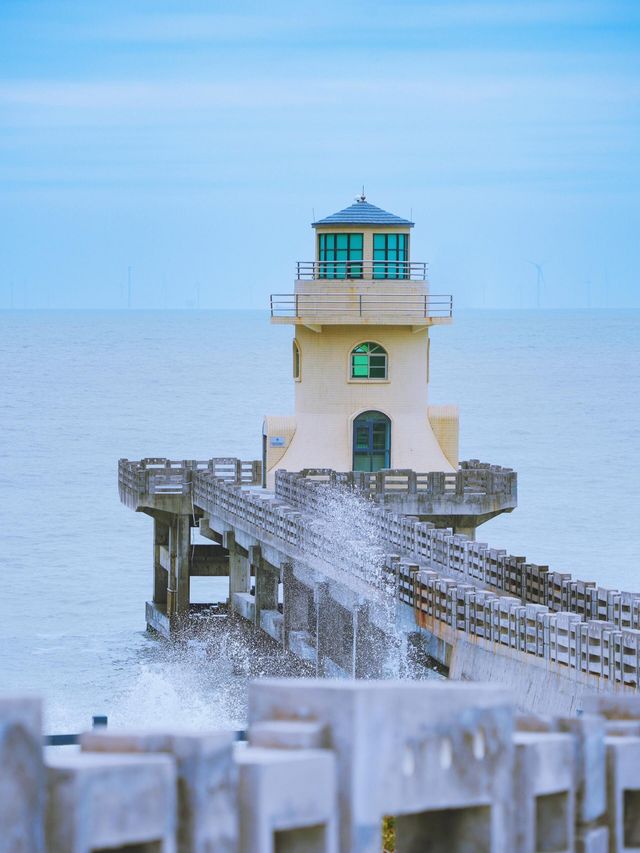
[224,531,250,598]
[314,581,331,677]
[168,515,191,619]
[253,547,278,627]
[153,517,169,607]
[282,564,312,648]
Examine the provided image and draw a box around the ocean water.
[1,309,638,732]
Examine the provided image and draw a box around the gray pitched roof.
[312,199,414,228]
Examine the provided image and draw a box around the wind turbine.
[526,260,546,309]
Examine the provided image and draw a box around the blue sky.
[1,0,639,308]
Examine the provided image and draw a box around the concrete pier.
[120,457,640,714]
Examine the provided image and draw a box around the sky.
[1,0,639,309]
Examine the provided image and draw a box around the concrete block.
[232,591,256,621]
[287,630,317,664]
[576,826,609,853]
[604,721,640,738]
[249,679,515,853]
[0,696,45,853]
[582,695,640,720]
[249,720,327,750]
[45,752,177,853]
[513,732,575,853]
[80,730,236,853]
[237,747,338,853]
[260,608,283,644]
[605,737,640,853]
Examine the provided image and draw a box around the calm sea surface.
[1,309,638,731]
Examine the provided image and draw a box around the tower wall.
[264,325,456,486]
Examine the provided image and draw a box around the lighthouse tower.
[263,195,458,488]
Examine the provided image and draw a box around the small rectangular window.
[318,233,363,279]
[372,233,408,279]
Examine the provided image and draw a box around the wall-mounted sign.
[270,436,285,447]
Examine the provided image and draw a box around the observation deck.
[270,261,453,328]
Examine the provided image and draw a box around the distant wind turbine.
[526,260,547,309]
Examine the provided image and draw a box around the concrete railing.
[201,473,640,687]
[118,457,262,506]
[5,685,640,852]
[276,461,517,501]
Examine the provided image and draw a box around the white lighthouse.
[263,195,458,488]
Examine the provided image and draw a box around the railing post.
[295,292,299,318]
[359,293,363,316]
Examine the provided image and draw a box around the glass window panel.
[337,249,348,260]
[350,234,363,250]
[373,234,385,249]
[336,234,348,249]
[388,234,397,249]
[369,367,386,379]
[370,453,387,470]
[353,454,371,472]
[355,427,370,449]
[354,344,368,353]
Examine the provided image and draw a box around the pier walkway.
[119,458,640,714]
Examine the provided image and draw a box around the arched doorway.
[352,411,391,472]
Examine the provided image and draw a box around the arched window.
[292,339,301,379]
[351,342,387,379]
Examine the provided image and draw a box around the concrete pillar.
[153,518,169,607]
[224,531,250,597]
[353,605,388,679]
[283,565,312,648]
[168,515,191,618]
[254,548,278,627]
[314,582,330,677]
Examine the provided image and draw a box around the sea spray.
[305,482,422,678]
[99,613,313,731]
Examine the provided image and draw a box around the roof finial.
[356,185,366,203]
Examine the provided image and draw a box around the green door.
[353,411,391,471]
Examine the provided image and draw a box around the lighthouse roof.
[312,198,414,228]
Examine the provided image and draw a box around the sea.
[1,309,638,734]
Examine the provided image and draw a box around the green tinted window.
[318,233,364,279]
[372,233,408,279]
[350,342,388,379]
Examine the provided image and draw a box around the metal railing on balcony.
[270,293,453,319]
[296,260,427,281]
